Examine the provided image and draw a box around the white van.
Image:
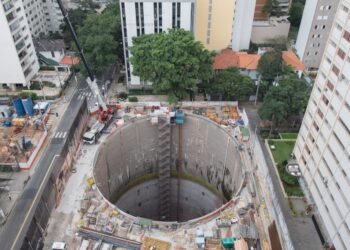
[52,242,67,250]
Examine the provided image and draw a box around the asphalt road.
[243,104,323,250]
[0,77,88,250]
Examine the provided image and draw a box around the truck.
[56,0,114,144]
[82,121,105,144]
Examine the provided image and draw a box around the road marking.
[62,132,67,138]
[11,154,60,250]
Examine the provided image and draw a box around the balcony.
[18,49,28,61]
[15,39,25,51]
[24,67,32,77]
[9,19,19,32]
[21,58,30,69]
[6,11,17,23]
[12,31,22,43]
[3,1,14,12]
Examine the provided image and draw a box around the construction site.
[42,101,269,250]
[0,99,49,171]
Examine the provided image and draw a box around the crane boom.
[56,0,107,111]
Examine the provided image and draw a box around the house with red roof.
[213,49,305,80]
[213,49,261,80]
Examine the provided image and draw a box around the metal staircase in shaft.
[157,117,172,220]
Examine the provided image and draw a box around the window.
[343,30,350,43]
[305,144,311,154]
[313,121,319,131]
[337,48,346,59]
[326,80,334,91]
[317,109,324,119]
[332,65,340,76]
[51,51,54,57]
[342,5,349,13]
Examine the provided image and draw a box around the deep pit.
[94,114,245,222]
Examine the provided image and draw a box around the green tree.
[289,2,305,27]
[206,68,254,101]
[258,74,310,131]
[130,29,213,103]
[257,50,283,81]
[263,0,283,16]
[75,0,100,11]
[60,8,91,45]
[75,3,122,76]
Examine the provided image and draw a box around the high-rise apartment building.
[295,0,340,70]
[0,0,39,89]
[294,1,350,248]
[231,0,256,51]
[254,0,291,21]
[120,0,195,88]
[23,0,63,36]
[194,0,236,51]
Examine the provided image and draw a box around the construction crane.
[56,0,113,143]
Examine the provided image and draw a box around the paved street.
[0,77,88,250]
[243,103,323,250]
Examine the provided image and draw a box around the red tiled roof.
[282,51,305,71]
[60,56,80,65]
[213,49,260,70]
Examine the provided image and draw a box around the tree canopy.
[263,0,283,16]
[258,74,310,126]
[289,2,305,27]
[130,29,213,103]
[257,50,283,80]
[206,68,254,101]
[74,3,122,76]
[60,5,96,45]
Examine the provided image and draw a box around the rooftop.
[33,39,65,52]
[214,49,305,72]
[282,51,305,71]
[59,56,80,65]
[213,49,260,71]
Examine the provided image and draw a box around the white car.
[52,242,67,250]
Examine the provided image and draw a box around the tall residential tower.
[194,0,236,51]
[295,0,340,70]
[0,0,39,89]
[294,0,350,248]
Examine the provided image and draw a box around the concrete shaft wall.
[94,115,245,221]
[116,178,223,222]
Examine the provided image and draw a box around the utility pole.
[255,74,261,106]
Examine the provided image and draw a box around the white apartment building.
[295,0,340,70]
[120,0,195,88]
[294,1,350,249]
[23,0,63,37]
[231,0,256,51]
[0,0,39,89]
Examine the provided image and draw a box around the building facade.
[0,0,39,89]
[231,0,256,51]
[194,0,236,51]
[120,0,195,88]
[295,0,340,70]
[293,1,350,249]
[22,0,63,37]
